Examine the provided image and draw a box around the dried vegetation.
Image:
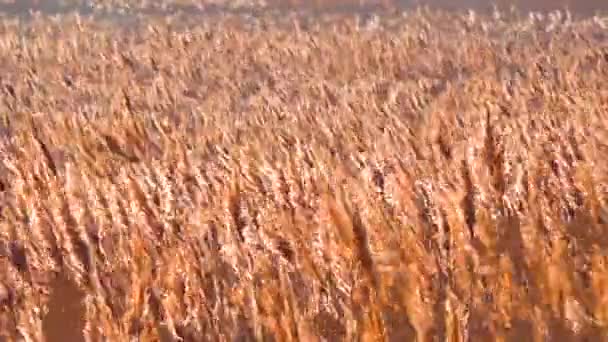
[0,7,608,341]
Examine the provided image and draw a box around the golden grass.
[0,8,607,341]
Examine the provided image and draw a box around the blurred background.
[0,0,606,18]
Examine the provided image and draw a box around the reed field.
[0,5,608,341]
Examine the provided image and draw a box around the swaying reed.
[0,7,607,341]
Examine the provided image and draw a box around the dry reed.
[0,7,607,341]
